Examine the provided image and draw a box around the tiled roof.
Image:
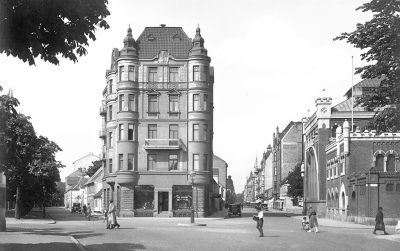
[331,97,367,112]
[136,27,192,59]
[344,77,382,97]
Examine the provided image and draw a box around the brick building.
[100,25,214,217]
[272,122,303,201]
[326,121,400,221]
[302,78,379,216]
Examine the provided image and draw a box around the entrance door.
[158,192,169,212]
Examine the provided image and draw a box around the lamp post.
[41,180,46,219]
[189,171,197,223]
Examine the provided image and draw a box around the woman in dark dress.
[373,207,388,235]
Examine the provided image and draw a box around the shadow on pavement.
[0,242,78,251]
[86,243,146,250]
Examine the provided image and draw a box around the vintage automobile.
[71,203,81,213]
[228,204,242,217]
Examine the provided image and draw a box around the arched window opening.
[341,192,345,209]
[375,154,384,171]
[386,183,394,192]
[351,191,356,201]
[386,154,395,172]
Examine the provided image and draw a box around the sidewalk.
[1,208,80,251]
[6,208,56,225]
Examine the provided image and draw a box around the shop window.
[134,185,154,210]
[375,154,384,171]
[172,185,192,210]
[386,183,394,192]
[386,154,395,172]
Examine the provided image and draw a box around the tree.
[282,163,303,205]
[334,0,400,132]
[0,0,110,65]
[86,160,102,177]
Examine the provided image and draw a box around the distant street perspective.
[1,206,400,251]
[1,0,400,251]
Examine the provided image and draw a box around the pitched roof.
[72,152,99,165]
[344,77,381,97]
[84,168,103,186]
[136,27,192,59]
[331,97,367,112]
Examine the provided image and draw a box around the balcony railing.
[144,139,183,150]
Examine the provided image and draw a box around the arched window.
[375,154,384,171]
[341,192,345,209]
[386,154,395,172]
[386,183,394,192]
[351,191,356,201]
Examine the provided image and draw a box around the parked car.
[71,203,81,213]
[228,204,242,217]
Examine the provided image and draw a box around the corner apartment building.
[100,25,214,217]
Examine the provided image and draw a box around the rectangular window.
[119,94,124,112]
[108,159,112,173]
[169,124,178,139]
[128,94,135,111]
[128,123,134,140]
[169,154,178,170]
[203,154,208,171]
[118,154,123,170]
[193,154,199,171]
[203,124,208,141]
[148,124,157,139]
[169,95,179,112]
[193,94,200,111]
[148,95,158,113]
[147,154,156,171]
[203,94,208,111]
[193,65,200,81]
[119,66,125,81]
[118,124,124,141]
[108,131,113,147]
[148,67,158,82]
[128,65,134,81]
[128,154,134,170]
[169,67,179,82]
[193,124,199,141]
[109,80,113,94]
[108,105,113,121]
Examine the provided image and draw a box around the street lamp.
[189,171,197,223]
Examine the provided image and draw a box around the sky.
[0,0,372,192]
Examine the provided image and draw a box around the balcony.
[144,139,183,150]
[99,129,106,139]
[99,106,107,116]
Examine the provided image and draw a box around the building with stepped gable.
[99,25,214,217]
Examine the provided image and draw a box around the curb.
[177,223,207,227]
[67,233,87,251]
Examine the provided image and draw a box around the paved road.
[1,207,399,251]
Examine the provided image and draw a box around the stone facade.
[100,25,214,217]
[326,121,400,222]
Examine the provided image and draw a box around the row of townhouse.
[244,77,400,221]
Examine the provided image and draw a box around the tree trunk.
[42,201,46,219]
[14,185,21,219]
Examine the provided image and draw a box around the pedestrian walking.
[82,204,87,216]
[86,203,92,221]
[108,200,120,229]
[307,206,319,233]
[373,206,389,235]
[253,206,264,237]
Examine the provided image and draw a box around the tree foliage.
[0,0,110,65]
[282,163,303,202]
[86,160,102,177]
[334,0,400,132]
